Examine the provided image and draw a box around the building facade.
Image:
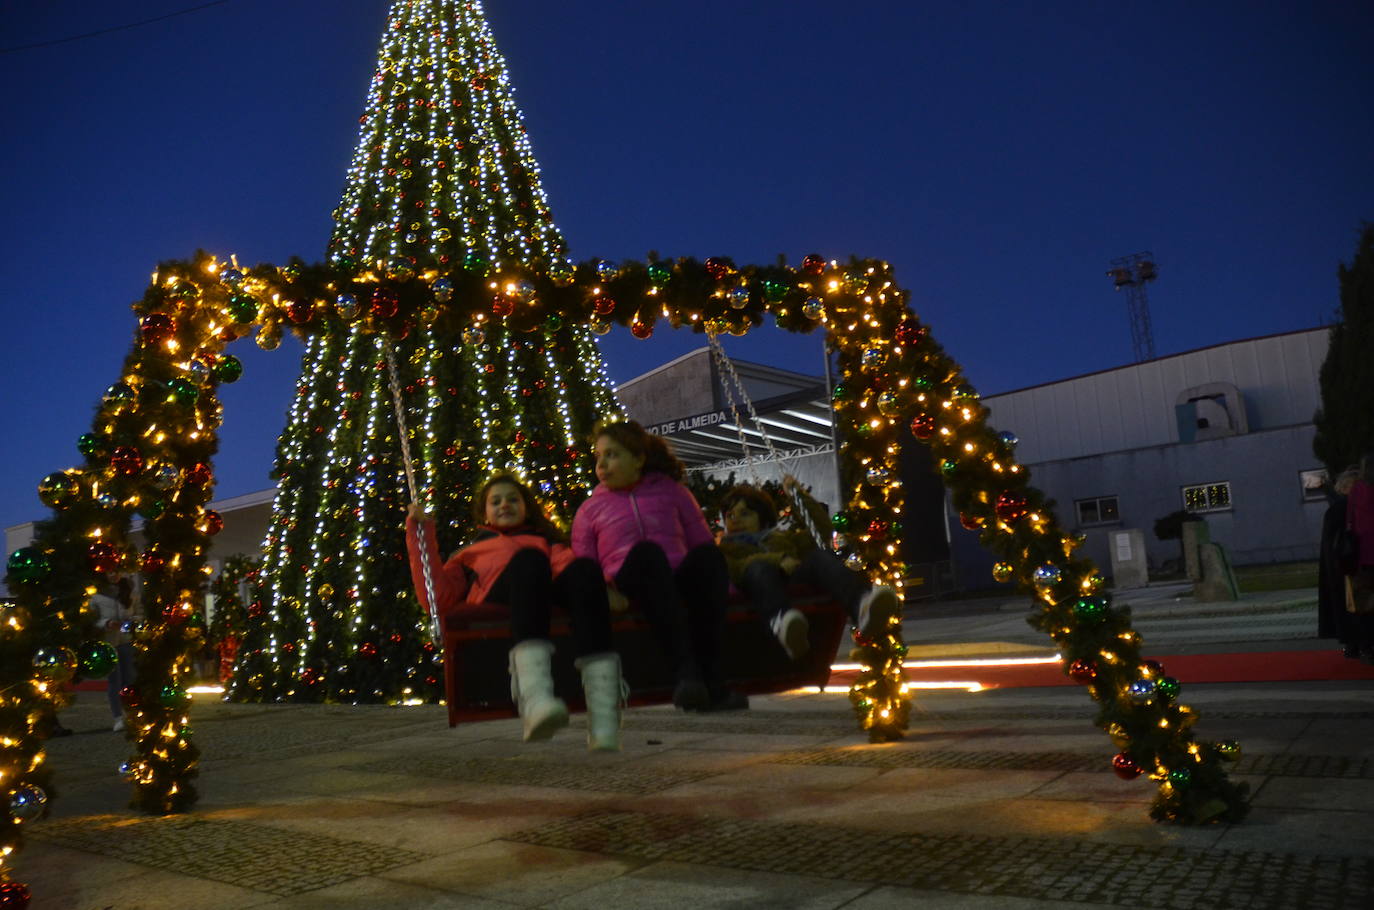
[949,327,1331,588]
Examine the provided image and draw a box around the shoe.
[770,608,810,661]
[113,718,125,732]
[49,723,74,738]
[856,585,901,639]
[704,686,749,712]
[508,640,569,742]
[672,676,710,711]
[576,652,628,752]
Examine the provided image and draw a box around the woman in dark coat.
[1316,468,1358,650]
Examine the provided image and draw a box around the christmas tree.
[230,0,621,704]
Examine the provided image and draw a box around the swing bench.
[386,334,856,728]
[437,587,847,726]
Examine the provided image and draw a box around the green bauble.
[1167,768,1192,788]
[991,561,1015,583]
[78,432,109,458]
[912,376,933,391]
[228,295,259,323]
[832,513,851,531]
[463,251,489,274]
[762,279,788,302]
[842,272,868,294]
[544,314,563,332]
[159,684,189,709]
[939,459,957,475]
[7,547,51,584]
[39,471,81,509]
[140,498,166,520]
[78,640,118,678]
[214,355,243,383]
[1072,596,1108,622]
[646,262,672,287]
[831,382,847,402]
[1156,677,1180,700]
[167,378,199,405]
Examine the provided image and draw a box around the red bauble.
[867,520,889,540]
[959,512,984,531]
[703,257,731,280]
[994,492,1029,523]
[286,300,315,324]
[358,642,378,658]
[281,641,297,653]
[491,295,515,316]
[1067,658,1097,683]
[909,414,936,440]
[119,686,140,708]
[140,313,176,346]
[894,318,926,346]
[185,462,213,486]
[88,541,121,573]
[592,295,616,315]
[1112,753,1143,780]
[247,600,264,618]
[140,549,166,573]
[630,321,653,339]
[201,509,224,535]
[370,288,400,318]
[800,253,826,276]
[389,632,404,644]
[162,603,189,625]
[111,446,145,476]
[0,882,30,910]
[300,667,320,686]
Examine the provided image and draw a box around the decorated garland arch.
[3,250,1248,866]
[0,0,1252,899]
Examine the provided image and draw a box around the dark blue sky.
[2,0,1371,535]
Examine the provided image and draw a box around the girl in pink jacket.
[572,420,745,712]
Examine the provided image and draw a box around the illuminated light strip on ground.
[790,681,985,695]
[829,656,1061,672]
[186,686,225,696]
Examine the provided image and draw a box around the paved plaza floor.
[14,585,1374,909]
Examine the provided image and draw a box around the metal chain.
[383,340,442,645]
[705,329,825,548]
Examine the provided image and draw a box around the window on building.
[1075,496,1120,526]
[1183,482,1231,513]
[1299,469,1328,502]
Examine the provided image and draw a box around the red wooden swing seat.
[439,585,848,727]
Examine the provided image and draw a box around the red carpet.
[828,649,1374,691]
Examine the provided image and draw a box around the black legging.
[738,547,867,624]
[613,540,730,683]
[486,548,614,656]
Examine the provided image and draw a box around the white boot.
[509,639,569,742]
[576,652,628,752]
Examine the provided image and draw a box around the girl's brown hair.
[592,419,686,482]
[470,473,566,542]
[721,485,779,530]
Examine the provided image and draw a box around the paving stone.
[771,746,1374,780]
[543,859,870,909]
[344,754,720,794]
[29,814,430,897]
[507,808,1372,909]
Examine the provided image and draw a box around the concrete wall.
[951,423,1328,588]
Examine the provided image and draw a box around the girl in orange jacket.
[406,473,624,750]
